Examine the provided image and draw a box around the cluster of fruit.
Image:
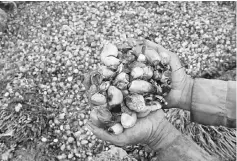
[83,39,172,135]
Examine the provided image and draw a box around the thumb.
[144,39,168,55]
[86,121,128,146]
[86,121,113,141]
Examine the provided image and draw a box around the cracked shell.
[90,93,107,106]
[90,107,113,128]
[114,72,129,89]
[91,71,103,86]
[99,81,110,91]
[99,66,115,79]
[125,94,147,113]
[102,56,121,70]
[108,86,123,107]
[100,43,118,60]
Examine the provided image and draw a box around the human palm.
[144,40,192,111]
[85,39,192,148]
[86,109,166,147]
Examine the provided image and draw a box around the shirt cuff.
[191,78,228,127]
[226,81,236,127]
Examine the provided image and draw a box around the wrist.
[150,134,219,161]
[147,117,182,151]
[163,75,194,111]
[178,75,194,111]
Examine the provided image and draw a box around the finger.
[127,38,144,47]
[86,121,128,146]
[170,54,186,88]
[86,121,113,141]
[120,118,154,145]
[144,39,167,54]
[145,40,172,66]
[144,40,174,65]
[144,40,186,85]
[144,39,173,66]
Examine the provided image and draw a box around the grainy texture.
[0,1,236,161]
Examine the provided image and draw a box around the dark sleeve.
[191,78,236,128]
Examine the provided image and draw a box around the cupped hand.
[86,110,165,147]
[144,40,194,111]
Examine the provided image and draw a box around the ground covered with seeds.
[0,1,236,161]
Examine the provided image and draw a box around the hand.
[86,110,181,150]
[144,40,194,111]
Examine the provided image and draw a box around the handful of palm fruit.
[83,39,172,135]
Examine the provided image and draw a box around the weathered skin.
[148,118,219,161]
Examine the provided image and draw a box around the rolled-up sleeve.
[191,78,236,128]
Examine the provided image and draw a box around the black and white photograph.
[0,1,236,161]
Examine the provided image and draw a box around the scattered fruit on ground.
[0,2,236,161]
